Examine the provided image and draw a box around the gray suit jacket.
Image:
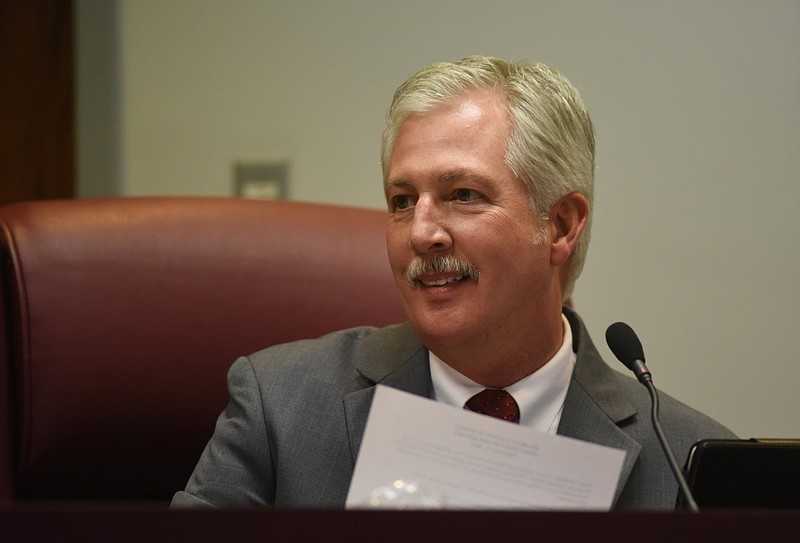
[172,309,735,509]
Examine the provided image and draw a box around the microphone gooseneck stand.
[605,321,699,512]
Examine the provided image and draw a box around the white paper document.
[346,385,625,510]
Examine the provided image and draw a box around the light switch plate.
[234,161,288,199]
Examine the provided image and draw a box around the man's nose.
[409,198,453,254]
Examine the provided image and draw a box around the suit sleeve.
[170,356,275,508]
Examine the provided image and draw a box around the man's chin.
[408,315,478,348]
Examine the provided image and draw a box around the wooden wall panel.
[0,0,74,205]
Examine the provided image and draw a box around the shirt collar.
[429,314,576,434]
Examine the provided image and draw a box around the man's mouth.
[418,274,470,287]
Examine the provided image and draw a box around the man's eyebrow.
[385,169,489,189]
[439,169,490,184]
[438,169,467,183]
[384,179,412,191]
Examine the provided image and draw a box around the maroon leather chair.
[0,197,406,503]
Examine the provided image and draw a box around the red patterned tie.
[464,389,520,424]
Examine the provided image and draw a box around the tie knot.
[464,388,520,424]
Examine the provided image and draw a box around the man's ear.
[549,192,589,267]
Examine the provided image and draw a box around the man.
[172,56,734,509]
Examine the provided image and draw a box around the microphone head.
[605,321,646,371]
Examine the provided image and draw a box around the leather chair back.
[0,197,406,502]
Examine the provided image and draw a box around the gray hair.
[381,56,595,300]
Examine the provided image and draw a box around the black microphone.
[605,322,699,512]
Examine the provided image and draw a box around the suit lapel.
[558,378,640,505]
[559,308,641,505]
[342,324,431,463]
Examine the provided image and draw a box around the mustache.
[404,254,480,286]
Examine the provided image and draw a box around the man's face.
[385,90,559,352]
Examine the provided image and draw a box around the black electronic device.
[680,438,800,509]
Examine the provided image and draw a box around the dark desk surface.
[1,506,799,543]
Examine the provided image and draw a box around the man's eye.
[393,195,413,209]
[455,189,478,202]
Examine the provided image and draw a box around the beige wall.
[77,0,800,438]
